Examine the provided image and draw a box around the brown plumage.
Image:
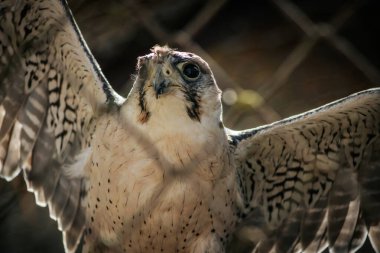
[0,1,380,253]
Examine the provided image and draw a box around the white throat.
[120,91,226,175]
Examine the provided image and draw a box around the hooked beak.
[153,70,170,99]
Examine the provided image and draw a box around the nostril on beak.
[163,68,171,76]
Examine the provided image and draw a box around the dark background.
[0,0,379,252]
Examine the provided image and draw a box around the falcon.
[0,1,379,253]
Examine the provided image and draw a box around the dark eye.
[182,63,200,80]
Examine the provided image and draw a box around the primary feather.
[0,0,122,251]
[230,89,380,253]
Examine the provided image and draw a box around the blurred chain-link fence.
[72,0,379,127]
[0,0,379,252]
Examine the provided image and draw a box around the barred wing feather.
[0,0,123,252]
[230,88,380,253]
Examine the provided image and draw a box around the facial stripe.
[184,87,201,122]
[138,84,150,124]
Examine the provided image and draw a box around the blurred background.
[1,0,379,252]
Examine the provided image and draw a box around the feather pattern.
[1,1,380,253]
[0,0,123,252]
[230,88,380,253]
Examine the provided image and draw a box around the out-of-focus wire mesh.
[0,0,379,252]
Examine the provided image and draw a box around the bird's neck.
[119,92,229,178]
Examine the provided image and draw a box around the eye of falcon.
[178,62,201,81]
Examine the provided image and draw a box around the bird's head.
[127,45,222,127]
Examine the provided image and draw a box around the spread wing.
[0,0,123,252]
[229,88,380,253]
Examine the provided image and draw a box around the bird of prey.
[0,1,379,253]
